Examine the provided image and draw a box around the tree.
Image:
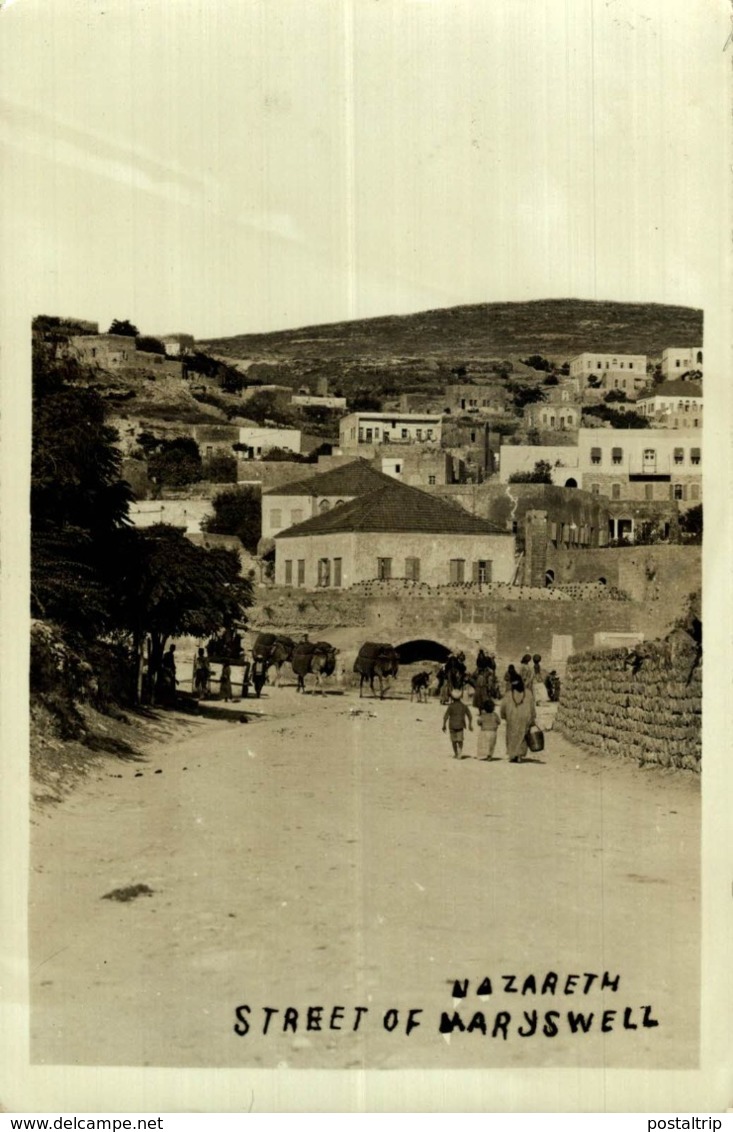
[348,392,382,412]
[136,335,165,355]
[147,437,203,487]
[202,487,262,552]
[32,341,134,636]
[110,524,254,701]
[107,319,140,337]
[604,389,628,403]
[583,404,649,429]
[543,373,559,386]
[506,382,546,412]
[520,355,553,372]
[260,446,309,463]
[508,460,553,484]
[679,504,702,544]
[203,453,238,483]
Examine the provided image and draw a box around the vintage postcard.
[1,0,731,1114]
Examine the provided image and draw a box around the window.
[470,431,476,442]
[643,448,656,462]
[690,484,700,501]
[550,415,556,427]
[401,429,408,439]
[675,359,681,367]
[611,483,621,500]
[426,429,433,439]
[693,419,699,427]
[297,559,305,586]
[673,484,685,501]
[597,362,602,369]
[358,428,364,442]
[473,560,492,585]
[284,560,293,584]
[405,557,420,581]
[590,483,600,495]
[690,447,701,465]
[428,474,436,485]
[416,429,422,440]
[333,558,342,587]
[290,508,303,526]
[449,559,465,584]
[629,363,634,370]
[365,428,373,442]
[270,508,282,529]
[644,483,654,500]
[590,447,602,465]
[673,447,684,465]
[612,446,623,465]
[394,463,402,474]
[377,557,392,580]
[334,499,345,508]
[317,558,331,586]
[318,499,331,513]
[206,446,213,457]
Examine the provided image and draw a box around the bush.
[203,454,238,482]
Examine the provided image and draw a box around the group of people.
[441,648,555,764]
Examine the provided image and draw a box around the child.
[220,662,233,702]
[476,698,499,760]
[442,688,473,758]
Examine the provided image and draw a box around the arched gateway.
[395,639,452,665]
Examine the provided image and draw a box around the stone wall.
[554,637,701,770]
[545,545,701,603]
[248,586,679,669]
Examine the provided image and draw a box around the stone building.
[273,478,515,590]
[443,383,509,416]
[380,448,458,487]
[339,410,442,450]
[569,351,647,380]
[661,346,703,378]
[237,426,302,458]
[636,379,702,427]
[158,333,195,356]
[262,459,395,540]
[523,400,580,431]
[67,334,184,378]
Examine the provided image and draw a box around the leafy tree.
[559,361,570,376]
[244,389,296,426]
[543,373,559,386]
[202,487,262,552]
[147,437,203,487]
[508,460,553,484]
[506,382,546,412]
[604,389,628,403]
[679,503,702,544]
[260,446,309,463]
[107,319,140,337]
[136,335,166,355]
[348,392,382,412]
[110,524,254,701]
[32,341,133,636]
[203,453,238,482]
[583,404,649,429]
[520,355,553,372]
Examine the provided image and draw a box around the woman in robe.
[499,674,537,763]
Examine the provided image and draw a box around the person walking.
[476,698,499,761]
[519,653,534,690]
[532,654,549,703]
[442,688,473,759]
[159,644,178,706]
[499,674,537,763]
[220,661,233,702]
[193,647,211,699]
[503,663,519,693]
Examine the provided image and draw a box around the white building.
[339,411,442,450]
[238,426,302,458]
[661,346,703,379]
[500,428,701,509]
[569,352,647,382]
[636,380,702,428]
[291,394,347,410]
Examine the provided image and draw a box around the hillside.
[201,299,703,363]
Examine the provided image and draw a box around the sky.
[0,0,728,339]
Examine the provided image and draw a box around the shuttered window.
[449,559,466,584]
[690,447,701,465]
[591,447,602,465]
[611,447,623,465]
[405,557,420,581]
[284,560,292,585]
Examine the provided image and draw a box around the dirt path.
[30,684,700,1070]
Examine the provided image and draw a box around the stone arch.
[545,569,555,587]
[564,477,578,488]
[318,498,331,513]
[395,639,452,665]
[598,576,607,585]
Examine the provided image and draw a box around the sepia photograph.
[1,0,730,1114]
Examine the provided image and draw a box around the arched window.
[545,569,555,587]
[696,350,703,364]
[319,499,331,513]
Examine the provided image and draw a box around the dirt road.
[30,681,700,1070]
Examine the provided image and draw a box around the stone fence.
[554,636,701,771]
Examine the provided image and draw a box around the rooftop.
[275,478,510,538]
[264,459,395,498]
